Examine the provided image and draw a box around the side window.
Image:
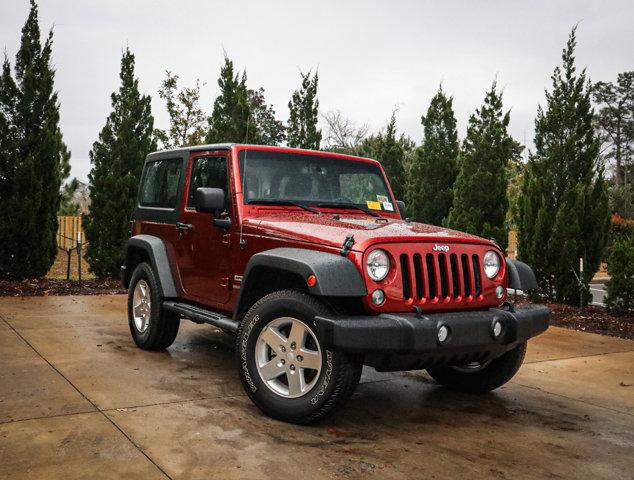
[187,156,229,209]
[139,158,183,208]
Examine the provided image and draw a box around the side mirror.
[396,200,406,218]
[194,187,225,214]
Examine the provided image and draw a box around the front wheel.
[426,342,527,393]
[236,290,361,424]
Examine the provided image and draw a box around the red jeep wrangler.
[121,144,549,423]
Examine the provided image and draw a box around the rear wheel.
[127,262,180,350]
[237,290,362,424]
[426,342,527,393]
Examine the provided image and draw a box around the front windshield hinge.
[340,234,355,257]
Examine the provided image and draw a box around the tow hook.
[340,234,355,256]
[502,300,515,312]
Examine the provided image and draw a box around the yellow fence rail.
[57,215,84,250]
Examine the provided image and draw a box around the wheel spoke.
[133,303,143,318]
[288,321,307,348]
[259,327,288,350]
[299,349,321,370]
[259,359,285,381]
[287,369,304,396]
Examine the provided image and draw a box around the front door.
[175,153,232,305]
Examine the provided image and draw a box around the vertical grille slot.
[438,253,449,298]
[413,253,424,299]
[398,248,485,303]
[461,254,472,297]
[400,254,411,300]
[425,254,437,298]
[450,253,460,297]
[472,254,481,296]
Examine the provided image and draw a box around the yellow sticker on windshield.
[366,201,382,210]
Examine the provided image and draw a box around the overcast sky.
[1,0,632,182]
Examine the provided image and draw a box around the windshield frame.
[236,148,397,215]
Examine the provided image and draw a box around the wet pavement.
[0,295,632,479]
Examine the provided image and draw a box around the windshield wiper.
[247,199,321,215]
[316,202,380,217]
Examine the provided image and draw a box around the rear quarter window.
[138,158,183,208]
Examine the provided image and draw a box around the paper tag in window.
[383,201,394,211]
[366,201,382,210]
[377,195,388,203]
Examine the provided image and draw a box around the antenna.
[239,109,250,248]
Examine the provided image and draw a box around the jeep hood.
[246,212,493,252]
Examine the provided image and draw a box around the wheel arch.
[122,235,177,298]
[505,259,538,291]
[233,248,367,321]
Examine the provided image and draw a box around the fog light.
[492,320,503,338]
[496,285,504,299]
[437,325,450,344]
[371,289,385,305]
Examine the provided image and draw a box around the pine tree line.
[0,3,621,309]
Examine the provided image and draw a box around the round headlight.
[483,250,501,279]
[366,249,390,281]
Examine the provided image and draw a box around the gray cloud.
[1,0,632,181]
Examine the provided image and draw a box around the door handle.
[176,222,193,231]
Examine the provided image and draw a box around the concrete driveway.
[0,296,632,479]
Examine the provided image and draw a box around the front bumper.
[315,304,549,367]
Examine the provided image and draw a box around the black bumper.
[315,304,549,355]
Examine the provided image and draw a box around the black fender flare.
[122,235,177,298]
[234,247,367,319]
[506,259,538,291]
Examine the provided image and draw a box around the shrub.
[605,214,634,260]
[605,236,634,313]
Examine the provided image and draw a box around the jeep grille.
[399,252,482,303]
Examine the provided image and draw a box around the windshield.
[238,150,395,213]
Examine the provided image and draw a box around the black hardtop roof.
[147,143,235,158]
[145,143,380,165]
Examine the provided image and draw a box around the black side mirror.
[396,200,406,218]
[194,187,225,214]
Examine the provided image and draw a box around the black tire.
[426,342,527,394]
[236,289,362,424]
[127,262,180,350]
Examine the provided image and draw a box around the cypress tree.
[446,82,522,249]
[287,71,321,150]
[0,57,19,277]
[205,56,258,144]
[357,112,414,200]
[518,28,610,304]
[0,1,66,279]
[84,48,156,278]
[406,86,459,225]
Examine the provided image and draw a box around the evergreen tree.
[248,87,286,146]
[446,82,522,249]
[518,28,610,305]
[0,1,67,279]
[357,112,414,200]
[287,71,321,149]
[84,48,156,278]
[205,56,258,144]
[406,86,459,225]
[0,57,19,277]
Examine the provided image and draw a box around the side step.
[163,301,239,334]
